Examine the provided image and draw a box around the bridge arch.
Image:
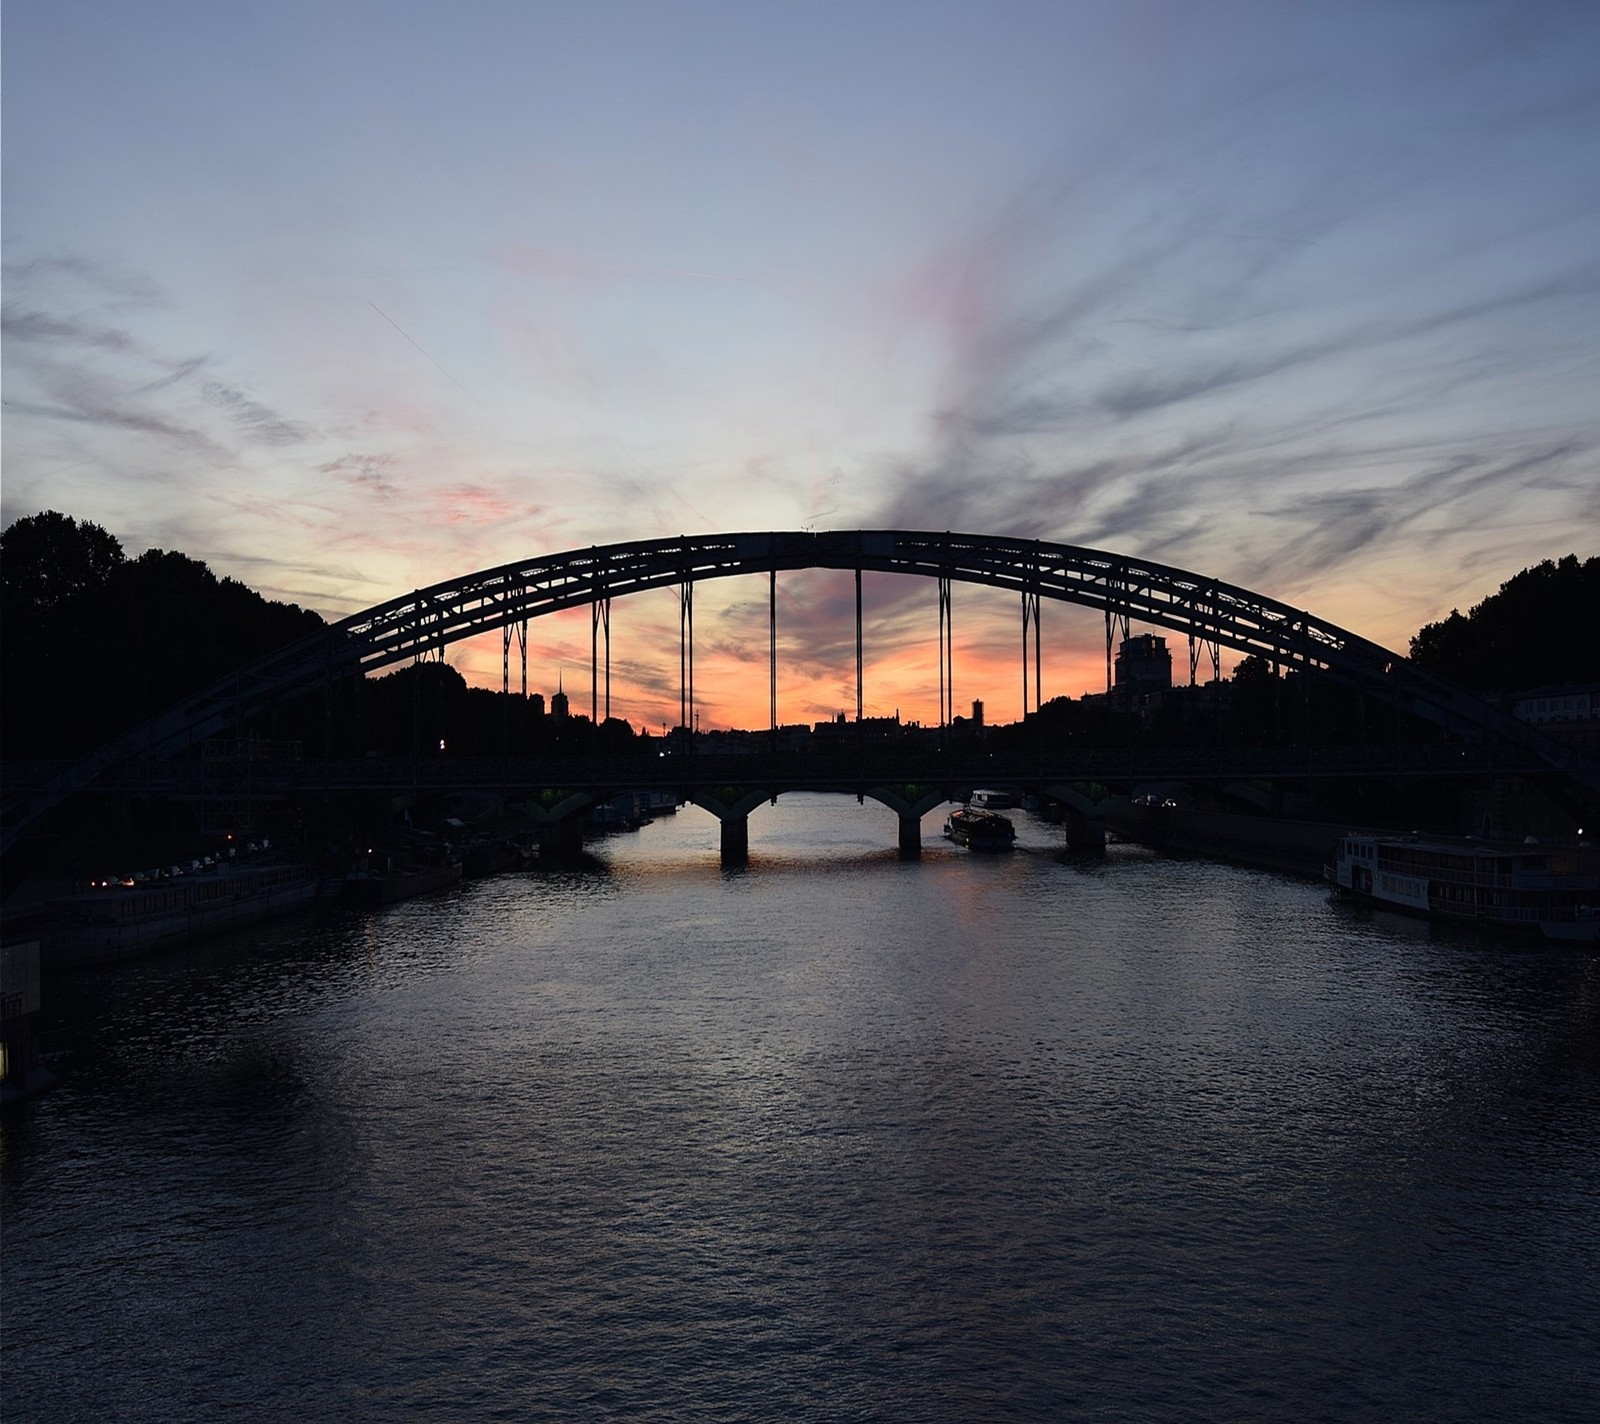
[5,529,1595,852]
[685,783,955,865]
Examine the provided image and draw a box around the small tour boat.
[944,807,1016,851]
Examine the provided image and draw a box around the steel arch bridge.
[5,529,1596,851]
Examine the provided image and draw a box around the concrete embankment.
[1105,800,1384,879]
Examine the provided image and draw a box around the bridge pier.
[537,815,586,859]
[898,814,922,860]
[720,815,749,868]
[1062,804,1106,855]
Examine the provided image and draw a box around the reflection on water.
[4,795,1597,1423]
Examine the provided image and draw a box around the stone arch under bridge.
[5,529,1596,853]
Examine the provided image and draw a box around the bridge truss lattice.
[5,530,1596,852]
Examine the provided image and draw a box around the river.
[3,795,1597,1421]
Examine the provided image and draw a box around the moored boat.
[943,807,1016,851]
[1327,832,1599,943]
[36,860,318,968]
[342,845,463,905]
[462,837,520,878]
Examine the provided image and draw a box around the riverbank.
[1105,798,1378,878]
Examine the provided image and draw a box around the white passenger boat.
[969,788,1018,809]
[1327,832,1599,943]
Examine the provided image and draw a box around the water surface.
[5,796,1597,1421]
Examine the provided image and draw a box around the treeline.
[0,510,639,762]
[1,511,326,758]
[3,510,1592,761]
[985,553,1596,757]
[351,660,638,759]
[1408,554,1599,692]
[987,657,1380,754]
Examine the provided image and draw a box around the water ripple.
[4,797,1597,1422]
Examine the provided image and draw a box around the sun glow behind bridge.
[441,573,1120,733]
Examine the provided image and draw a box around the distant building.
[809,711,909,747]
[811,712,851,748]
[528,692,546,718]
[1514,683,1596,725]
[550,674,569,722]
[1512,682,1599,751]
[971,699,984,727]
[1114,634,1171,710]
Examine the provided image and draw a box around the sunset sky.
[5,1,1597,730]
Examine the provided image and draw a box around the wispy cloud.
[2,264,305,466]
[862,40,1600,622]
[202,381,311,445]
[0,307,141,354]
[320,453,401,498]
[4,386,229,461]
[1,255,167,308]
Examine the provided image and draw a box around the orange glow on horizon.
[433,574,1268,732]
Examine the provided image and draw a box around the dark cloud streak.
[202,381,310,445]
[866,24,1600,609]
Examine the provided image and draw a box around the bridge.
[4,529,1595,860]
[48,741,1554,864]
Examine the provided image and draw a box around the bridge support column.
[898,814,922,861]
[1063,804,1106,855]
[720,815,749,868]
[538,815,586,859]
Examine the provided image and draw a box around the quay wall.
[1106,802,1380,879]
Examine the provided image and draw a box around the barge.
[1327,832,1599,943]
[36,860,318,968]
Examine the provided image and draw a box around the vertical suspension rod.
[855,566,864,729]
[590,593,611,724]
[679,577,695,732]
[1021,586,1041,717]
[1105,608,1113,697]
[511,613,529,752]
[938,575,953,728]
[502,618,512,753]
[769,565,777,746]
[1104,603,1130,697]
[1022,592,1029,719]
[1030,582,1043,710]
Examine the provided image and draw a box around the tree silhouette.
[1,511,324,757]
[1410,554,1599,692]
[0,510,125,616]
